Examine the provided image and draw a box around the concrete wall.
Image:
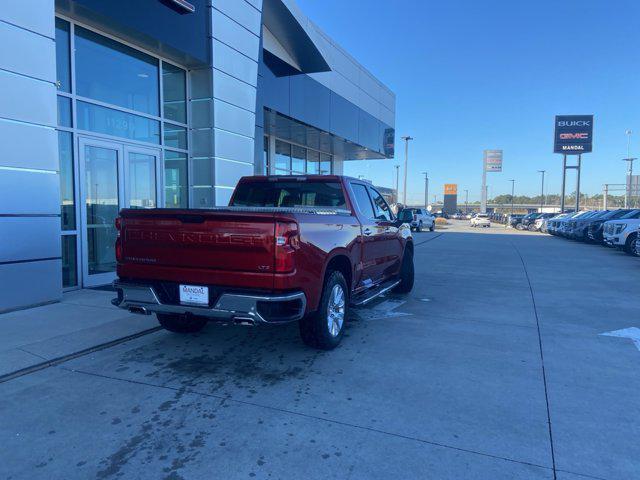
[190,0,263,208]
[0,1,61,312]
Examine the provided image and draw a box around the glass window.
[275,140,291,174]
[77,101,160,144]
[369,187,392,221]
[61,235,77,288]
[162,63,187,123]
[58,131,75,230]
[163,123,187,149]
[351,184,375,219]
[231,181,347,208]
[319,153,332,175]
[291,145,306,173]
[57,96,72,128]
[306,150,320,174]
[75,26,159,115]
[55,18,71,92]
[165,151,188,208]
[262,136,269,174]
[127,152,156,208]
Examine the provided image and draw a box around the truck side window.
[351,184,376,219]
[368,187,392,221]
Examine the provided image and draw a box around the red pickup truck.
[112,175,414,349]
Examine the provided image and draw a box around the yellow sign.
[444,184,458,195]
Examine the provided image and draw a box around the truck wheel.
[417,221,423,232]
[299,271,348,350]
[393,246,414,293]
[157,313,207,334]
[624,233,638,256]
[429,223,435,232]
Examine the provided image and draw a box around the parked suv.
[603,211,640,256]
[507,214,525,228]
[470,213,491,227]
[399,208,435,232]
[587,209,637,243]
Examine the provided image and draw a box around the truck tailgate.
[119,209,276,274]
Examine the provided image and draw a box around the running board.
[351,279,401,307]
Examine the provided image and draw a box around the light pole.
[421,172,429,210]
[624,130,635,208]
[394,165,400,204]
[401,136,413,205]
[464,189,469,213]
[509,179,515,217]
[538,170,546,211]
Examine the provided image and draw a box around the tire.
[429,223,435,232]
[157,313,207,333]
[299,270,348,350]
[624,233,639,256]
[417,221,423,232]
[516,224,524,230]
[393,246,414,294]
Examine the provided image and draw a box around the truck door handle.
[363,227,373,236]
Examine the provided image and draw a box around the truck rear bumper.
[112,281,306,325]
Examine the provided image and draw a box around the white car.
[470,213,491,228]
[399,208,435,232]
[603,217,640,256]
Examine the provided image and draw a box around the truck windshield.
[231,181,347,209]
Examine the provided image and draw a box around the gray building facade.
[0,0,395,312]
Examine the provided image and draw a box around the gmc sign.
[554,115,594,154]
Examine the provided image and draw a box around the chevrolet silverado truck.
[112,176,414,349]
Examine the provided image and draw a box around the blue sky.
[296,0,640,203]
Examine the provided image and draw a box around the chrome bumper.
[112,281,306,325]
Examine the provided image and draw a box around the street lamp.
[401,136,413,205]
[538,170,546,211]
[624,130,635,208]
[394,165,400,204]
[421,171,429,210]
[464,189,469,214]
[509,179,515,217]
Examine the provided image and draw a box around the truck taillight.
[275,221,299,273]
[115,217,123,262]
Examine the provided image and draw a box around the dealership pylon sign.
[554,115,593,154]
[481,150,503,213]
[555,115,594,213]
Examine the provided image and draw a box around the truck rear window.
[231,181,347,209]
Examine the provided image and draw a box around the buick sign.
[554,115,594,154]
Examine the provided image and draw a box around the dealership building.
[0,0,395,312]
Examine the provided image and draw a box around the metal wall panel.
[214,158,253,188]
[214,100,256,138]
[213,69,257,113]
[0,217,61,263]
[0,169,59,215]
[211,9,260,58]
[1,0,55,39]
[0,260,62,313]
[0,71,56,127]
[290,74,331,133]
[0,120,58,171]
[214,129,254,162]
[0,21,56,82]
[213,39,259,86]
[212,0,262,35]
[329,93,359,143]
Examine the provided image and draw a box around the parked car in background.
[567,210,608,240]
[112,175,415,350]
[398,208,435,232]
[531,213,556,232]
[558,211,595,237]
[603,214,640,256]
[547,212,574,235]
[587,209,637,243]
[519,213,541,230]
[470,213,491,227]
[507,214,525,228]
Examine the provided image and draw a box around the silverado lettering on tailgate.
[126,229,266,247]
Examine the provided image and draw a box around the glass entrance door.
[78,137,160,287]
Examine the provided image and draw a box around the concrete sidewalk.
[0,289,157,378]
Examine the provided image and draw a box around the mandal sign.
[554,115,594,154]
[484,150,503,172]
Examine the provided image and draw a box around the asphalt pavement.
[1,221,639,480]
